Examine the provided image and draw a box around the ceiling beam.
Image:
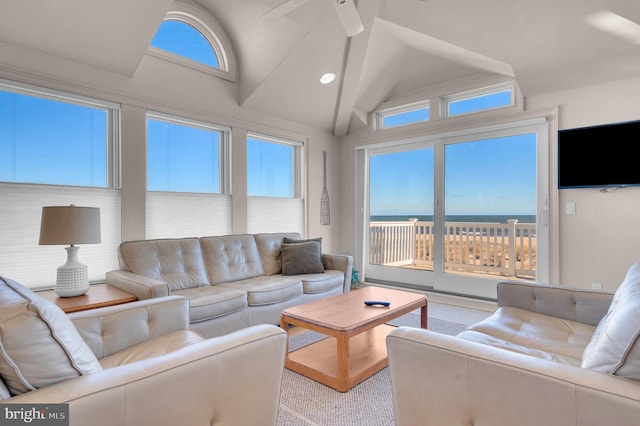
[332,0,383,138]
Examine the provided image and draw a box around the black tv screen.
[558,120,640,189]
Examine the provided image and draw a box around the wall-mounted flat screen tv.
[558,119,640,189]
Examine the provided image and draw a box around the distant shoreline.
[371,214,536,224]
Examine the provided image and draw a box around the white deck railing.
[369,219,536,279]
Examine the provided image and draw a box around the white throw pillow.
[0,276,103,395]
[581,261,640,381]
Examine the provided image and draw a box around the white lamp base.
[55,246,90,297]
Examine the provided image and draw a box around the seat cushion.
[581,261,640,380]
[99,330,205,369]
[293,270,343,294]
[458,306,596,366]
[171,286,248,323]
[119,238,209,291]
[218,276,302,306]
[0,276,103,396]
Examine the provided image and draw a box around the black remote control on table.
[364,300,390,307]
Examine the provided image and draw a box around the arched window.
[151,20,220,69]
[147,2,236,81]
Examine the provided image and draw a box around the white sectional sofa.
[387,260,640,426]
[106,232,353,338]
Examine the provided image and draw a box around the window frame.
[147,3,237,82]
[375,100,431,130]
[0,78,120,188]
[146,111,230,195]
[443,82,514,118]
[246,132,303,199]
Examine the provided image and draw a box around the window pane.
[381,107,430,128]
[448,89,511,116]
[0,90,107,187]
[369,148,434,267]
[151,20,219,68]
[147,119,221,193]
[444,134,537,278]
[247,138,293,197]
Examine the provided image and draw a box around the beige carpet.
[276,313,466,426]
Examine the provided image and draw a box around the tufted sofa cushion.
[0,276,103,396]
[119,238,209,291]
[581,261,640,380]
[254,232,302,276]
[201,235,265,284]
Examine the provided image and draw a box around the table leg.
[280,316,290,354]
[336,332,350,392]
[420,302,428,329]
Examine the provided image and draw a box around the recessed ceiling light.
[320,72,336,84]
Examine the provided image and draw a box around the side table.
[37,283,137,313]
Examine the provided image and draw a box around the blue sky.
[369,132,537,217]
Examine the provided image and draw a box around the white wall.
[0,42,344,258]
[527,76,640,291]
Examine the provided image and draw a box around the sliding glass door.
[359,119,549,299]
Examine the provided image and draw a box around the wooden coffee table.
[280,286,427,392]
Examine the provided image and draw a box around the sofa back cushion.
[254,233,302,276]
[201,235,265,284]
[119,238,209,291]
[581,261,640,381]
[0,276,103,396]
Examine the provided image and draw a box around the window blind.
[247,196,304,234]
[146,191,232,239]
[0,183,121,289]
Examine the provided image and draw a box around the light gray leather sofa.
[106,232,353,338]
[387,260,640,426]
[0,275,287,426]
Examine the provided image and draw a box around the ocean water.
[371,214,536,224]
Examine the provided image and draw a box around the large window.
[247,136,297,197]
[0,80,120,289]
[145,112,231,239]
[147,113,224,194]
[0,83,116,187]
[359,117,549,299]
[246,134,304,234]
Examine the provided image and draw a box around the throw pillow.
[281,241,324,275]
[581,261,640,381]
[283,237,322,250]
[0,276,103,396]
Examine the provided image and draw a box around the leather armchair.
[0,276,287,426]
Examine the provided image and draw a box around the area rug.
[276,312,467,426]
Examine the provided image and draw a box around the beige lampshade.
[39,205,101,245]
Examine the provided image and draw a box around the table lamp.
[39,205,101,297]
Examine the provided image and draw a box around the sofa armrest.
[497,279,614,326]
[70,296,190,359]
[106,270,170,300]
[322,253,353,293]
[387,327,640,426]
[6,324,287,426]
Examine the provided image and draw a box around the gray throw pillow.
[281,241,324,275]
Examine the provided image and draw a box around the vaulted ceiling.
[1,0,639,136]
